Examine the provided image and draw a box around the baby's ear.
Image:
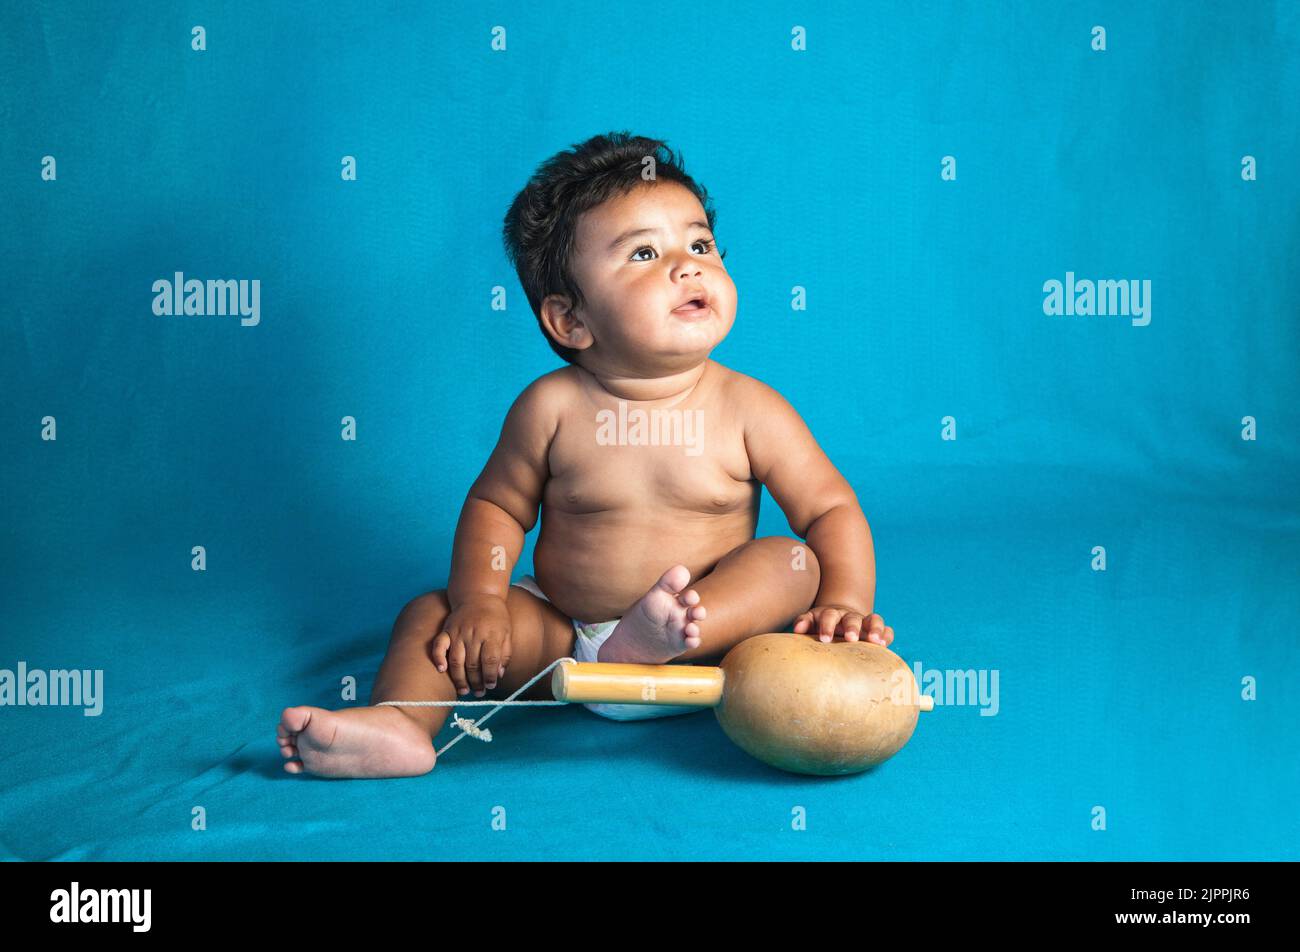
[540,294,593,350]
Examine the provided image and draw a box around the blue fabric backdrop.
[1,1,1297,860]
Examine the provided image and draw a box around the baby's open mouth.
[671,298,710,315]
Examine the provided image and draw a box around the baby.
[278,132,893,777]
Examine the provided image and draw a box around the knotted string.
[378,656,576,758]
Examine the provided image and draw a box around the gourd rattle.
[552,632,932,775]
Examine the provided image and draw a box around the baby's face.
[555,181,737,376]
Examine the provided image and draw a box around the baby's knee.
[391,590,451,643]
[762,535,820,591]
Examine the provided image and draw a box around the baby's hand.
[432,594,512,697]
[793,605,893,647]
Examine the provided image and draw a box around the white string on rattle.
[378,656,576,758]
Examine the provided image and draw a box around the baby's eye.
[630,239,716,261]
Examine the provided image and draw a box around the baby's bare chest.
[545,401,756,515]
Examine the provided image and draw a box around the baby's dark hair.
[501,131,724,364]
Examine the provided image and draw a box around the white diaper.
[512,574,701,721]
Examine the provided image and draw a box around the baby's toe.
[278,706,312,736]
[680,588,701,607]
[659,564,691,593]
[688,604,706,620]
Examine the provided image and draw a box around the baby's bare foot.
[277,704,436,778]
[597,564,707,664]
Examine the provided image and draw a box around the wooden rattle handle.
[552,660,936,711]
[553,665,930,712]
[552,661,725,707]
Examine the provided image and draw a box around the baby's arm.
[434,375,560,694]
[448,377,556,604]
[742,377,883,642]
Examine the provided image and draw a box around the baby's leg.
[597,536,820,666]
[276,586,573,778]
[677,535,821,660]
[370,587,574,728]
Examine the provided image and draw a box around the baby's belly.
[532,507,759,622]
